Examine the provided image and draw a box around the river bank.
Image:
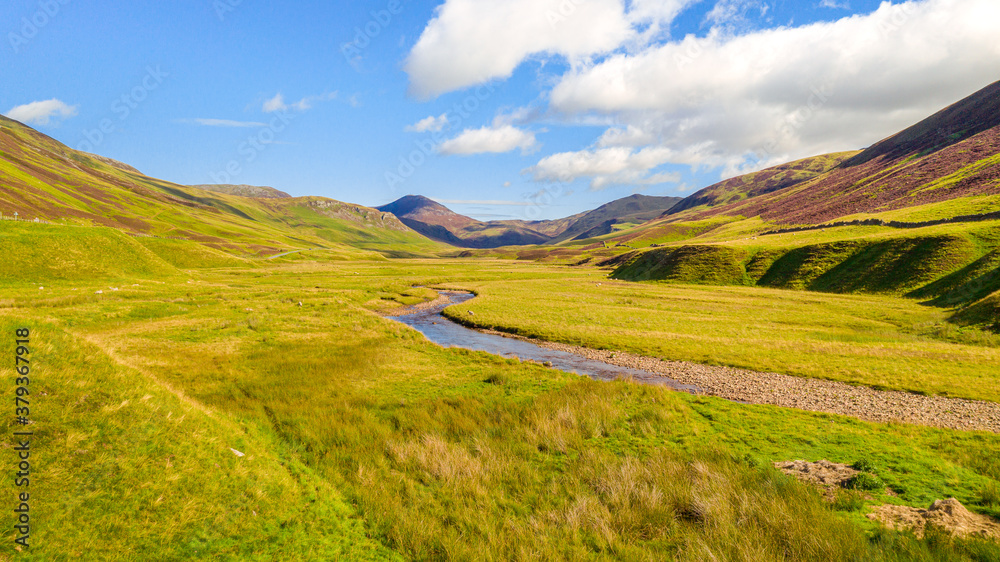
[478,327,1000,433]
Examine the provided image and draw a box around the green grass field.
[442,274,1000,401]
[2,250,999,560]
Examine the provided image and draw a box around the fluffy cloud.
[5,99,77,126]
[439,125,538,155]
[406,113,449,133]
[405,0,637,99]
[404,0,701,99]
[526,146,682,190]
[546,0,1000,178]
[598,125,658,148]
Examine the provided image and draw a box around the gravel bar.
[480,329,1000,434]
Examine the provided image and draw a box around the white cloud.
[439,125,538,155]
[405,0,638,99]
[546,0,1000,179]
[406,113,449,133]
[263,92,338,113]
[5,99,77,126]
[263,93,287,113]
[184,118,267,128]
[526,146,682,190]
[820,0,850,8]
[629,0,697,24]
[598,125,657,147]
[705,0,770,29]
[404,0,702,99]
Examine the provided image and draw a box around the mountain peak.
[377,195,473,226]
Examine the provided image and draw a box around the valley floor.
[2,258,999,560]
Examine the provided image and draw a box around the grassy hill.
[0,115,443,258]
[666,80,1000,226]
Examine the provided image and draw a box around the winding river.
[390,291,700,394]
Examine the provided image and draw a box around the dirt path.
[479,329,1000,433]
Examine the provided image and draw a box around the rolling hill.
[0,115,443,258]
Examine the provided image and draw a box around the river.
[390,291,700,393]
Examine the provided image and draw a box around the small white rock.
[230,448,245,458]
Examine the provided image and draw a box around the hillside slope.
[668,152,858,215]
[669,80,1000,226]
[0,115,441,257]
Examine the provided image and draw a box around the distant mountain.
[549,194,683,243]
[668,79,1000,225]
[377,195,478,232]
[190,184,291,199]
[377,195,552,248]
[0,115,442,257]
[377,194,682,248]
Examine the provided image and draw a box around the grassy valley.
[1,79,999,561]
[3,258,1000,560]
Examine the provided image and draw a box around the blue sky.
[3,0,998,220]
